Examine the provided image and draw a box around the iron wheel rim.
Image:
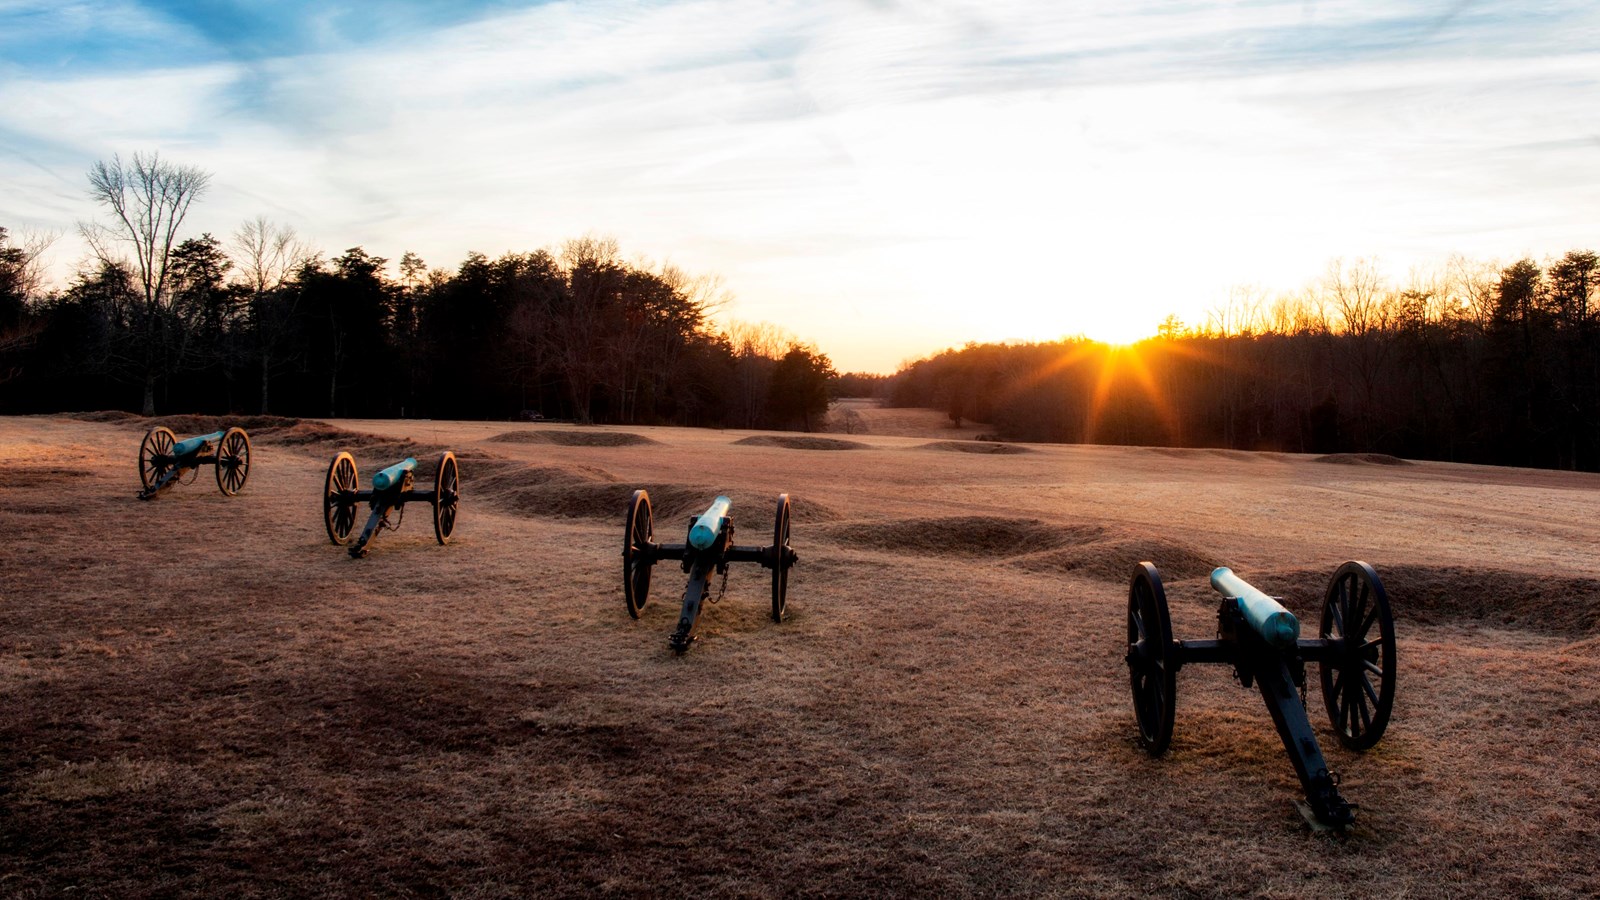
[623,490,653,619]
[771,493,791,622]
[1319,561,1396,750]
[433,452,458,544]
[215,427,251,496]
[1127,561,1177,756]
[139,427,176,491]
[324,452,359,545]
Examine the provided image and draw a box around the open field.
[3,411,1599,897]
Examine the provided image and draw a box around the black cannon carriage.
[322,451,459,558]
[137,426,251,500]
[623,490,798,654]
[1125,561,1397,828]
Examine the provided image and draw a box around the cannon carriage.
[1125,561,1397,828]
[137,426,252,500]
[623,491,798,654]
[322,451,459,558]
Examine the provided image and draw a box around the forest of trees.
[889,253,1600,470]
[0,153,839,430]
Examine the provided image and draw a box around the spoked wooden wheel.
[139,427,176,493]
[432,452,458,544]
[771,493,793,622]
[1127,562,1177,756]
[623,489,654,619]
[324,452,359,545]
[214,427,251,496]
[1319,561,1396,750]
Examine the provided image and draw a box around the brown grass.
[3,413,1599,896]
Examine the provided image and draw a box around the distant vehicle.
[520,410,545,421]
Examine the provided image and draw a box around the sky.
[2,1,1598,372]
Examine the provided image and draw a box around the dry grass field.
[2,409,1598,897]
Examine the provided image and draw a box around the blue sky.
[3,0,1598,371]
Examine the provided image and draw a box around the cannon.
[138,426,252,500]
[623,490,798,654]
[322,451,459,558]
[1125,561,1397,828]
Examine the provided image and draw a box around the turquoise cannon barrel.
[688,496,732,550]
[1210,567,1300,650]
[170,430,225,457]
[372,457,418,491]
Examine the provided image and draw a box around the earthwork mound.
[817,515,1216,580]
[1217,564,1600,639]
[1369,564,1598,637]
[62,410,144,423]
[487,430,658,447]
[1313,452,1411,466]
[918,440,1032,455]
[1017,533,1215,582]
[817,516,1101,558]
[1144,447,1263,462]
[475,472,841,524]
[733,435,869,451]
[109,413,305,435]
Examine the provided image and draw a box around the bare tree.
[230,216,311,413]
[547,235,622,423]
[79,151,211,413]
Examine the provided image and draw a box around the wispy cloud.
[2,0,1598,368]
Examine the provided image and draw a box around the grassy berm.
[1,410,1597,897]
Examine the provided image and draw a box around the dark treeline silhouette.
[890,253,1600,471]
[2,232,837,429]
[0,153,837,428]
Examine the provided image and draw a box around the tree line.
[0,153,837,429]
[889,253,1600,471]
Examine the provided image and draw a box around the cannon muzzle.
[1210,567,1299,650]
[372,457,418,491]
[688,495,732,550]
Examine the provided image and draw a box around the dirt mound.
[733,435,869,451]
[1375,564,1600,637]
[491,481,707,522]
[1217,564,1600,638]
[1018,534,1216,582]
[487,430,659,447]
[62,410,144,423]
[142,414,304,435]
[917,441,1032,455]
[817,517,1099,558]
[1314,452,1411,466]
[270,421,381,446]
[1144,447,1261,462]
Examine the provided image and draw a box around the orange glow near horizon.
[1083,343,1182,446]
